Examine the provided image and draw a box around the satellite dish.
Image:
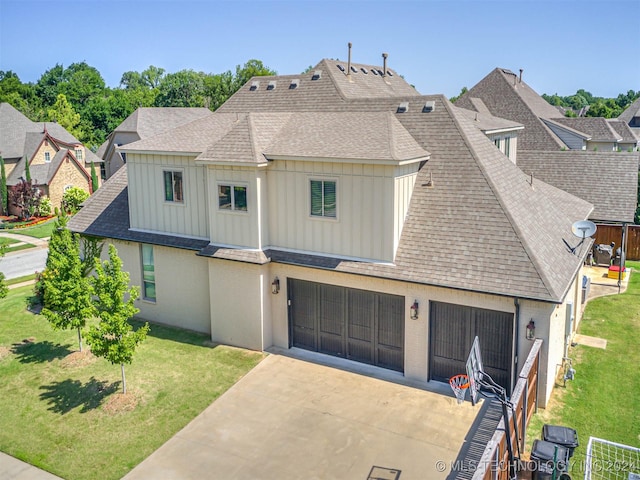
[564,220,597,255]
[572,220,597,239]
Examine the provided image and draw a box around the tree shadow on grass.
[11,340,73,364]
[133,319,215,348]
[39,377,119,414]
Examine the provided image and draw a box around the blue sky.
[1,0,638,99]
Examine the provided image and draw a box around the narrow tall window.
[75,148,83,161]
[493,137,501,149]
[504,137,511,158]
[218,184,247,211]
[310,179,336,218]
[163,170,183,203]
[44,152,51,163]
[141,244,156,301]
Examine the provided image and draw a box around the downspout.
[513,297,520,391]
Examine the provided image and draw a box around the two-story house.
[0,102,101,215]
[69,58,595,407]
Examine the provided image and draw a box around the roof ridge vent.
[361,67,368,74]
[289,79,299,89]
[249,81,259,91]
[397,102,409,113]
[337,64,345,72]
[371,69,379,76]
[423,101,435,113]
[312,70,322,80]
[267,80,276,90]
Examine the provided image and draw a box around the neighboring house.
[70,58,596,408]
[455,68,639,152]
[0,102,101,215]
[96,107,212,179]
[618,97,640,139]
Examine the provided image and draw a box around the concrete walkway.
[0,232,49,249]
[124,354,478,480]
[0,452,62,480]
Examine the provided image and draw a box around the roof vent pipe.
[382,52,388,77]
[347,42,353,81]
[519,69,523,83]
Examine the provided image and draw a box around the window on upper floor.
[218,184,247,211]
[504,137,511,158]
[493,138,500,149]
[44,152,51,163]
[75,148,83,161]
[120,152,127,164]
[310,179,337,218]
[163,170,183,203]
[141,244,156,302]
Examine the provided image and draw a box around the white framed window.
[64,184,73,192]
[504,137,511,157]
[218,184,247,211]
[141,244,156,302]
[44,152,51,163]
[75,148,83,161]
[493,138,500,149]
[163,170,184,203]
[310,179,337,218]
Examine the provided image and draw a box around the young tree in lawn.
[86,245,149,394]
[0,244,8,300]
[8,178,40,220]
[41,212,93,351]
[0,155,7,215]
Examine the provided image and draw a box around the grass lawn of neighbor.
[0,285,264,480]
[12,218,57,239]
[527,261,640,476]
[0,236,35,253]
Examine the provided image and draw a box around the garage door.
[288,279,404,372]
[429,301,514,392]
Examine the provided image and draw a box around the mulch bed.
[103,390,140,415]
[61,350,97,368]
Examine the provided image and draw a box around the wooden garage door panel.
[290,279,317,350]
[289,279,404,373]
[429,301,513,392]
[319,284,345,356]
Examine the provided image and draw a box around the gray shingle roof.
[618,97,640,124]
[453,105,524,134]
[455,69,567,150]
[548,117,622,142]
[517,151,639,223]
[115,107,212,138]
[607,119,638,144]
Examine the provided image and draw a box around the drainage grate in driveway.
[367,465,401,480]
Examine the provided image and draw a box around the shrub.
[37,197,52,217]
[61,187,90,214]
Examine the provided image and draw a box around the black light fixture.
[526,319,536,340]
[271,277,280,295]
[410,300,419,320]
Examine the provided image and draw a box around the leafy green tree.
[47,93,83,139]
[37,197,52,217]
[62,186,89,214]
[450,86,468,103]
[0,155,7,215]
[41,213,93,351]
[80,236,104,278]
[86,245,149,394]
[90,161,99,192]
[233,59,277,90]
[155,69,207,107]
[60,62,106,108]
[36,64,65,107]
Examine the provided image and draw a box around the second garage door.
[288,278,404,372]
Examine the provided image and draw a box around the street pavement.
[0,232,48,279]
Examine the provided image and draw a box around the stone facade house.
[0,102,101,215]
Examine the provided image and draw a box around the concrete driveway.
[0,232,48,279]
[124,353,478,480]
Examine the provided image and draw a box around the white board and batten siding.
[266,160,417,263]
[394,164,419,256]
[207,166,264,249]
[128,153,209,240]
[544,122,586,150]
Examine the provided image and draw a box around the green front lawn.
[0,236,35,253]
[0,286,264,480]
[13,218,56,238]
[527,261,640,472]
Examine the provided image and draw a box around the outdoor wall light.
[410,300,419,320]
[271,277,280,294]
[526,319,536,340]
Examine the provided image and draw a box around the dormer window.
[163,170,184,203]
[44,152,51,163]
[218,184,247,212]
[310,179,336,218]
